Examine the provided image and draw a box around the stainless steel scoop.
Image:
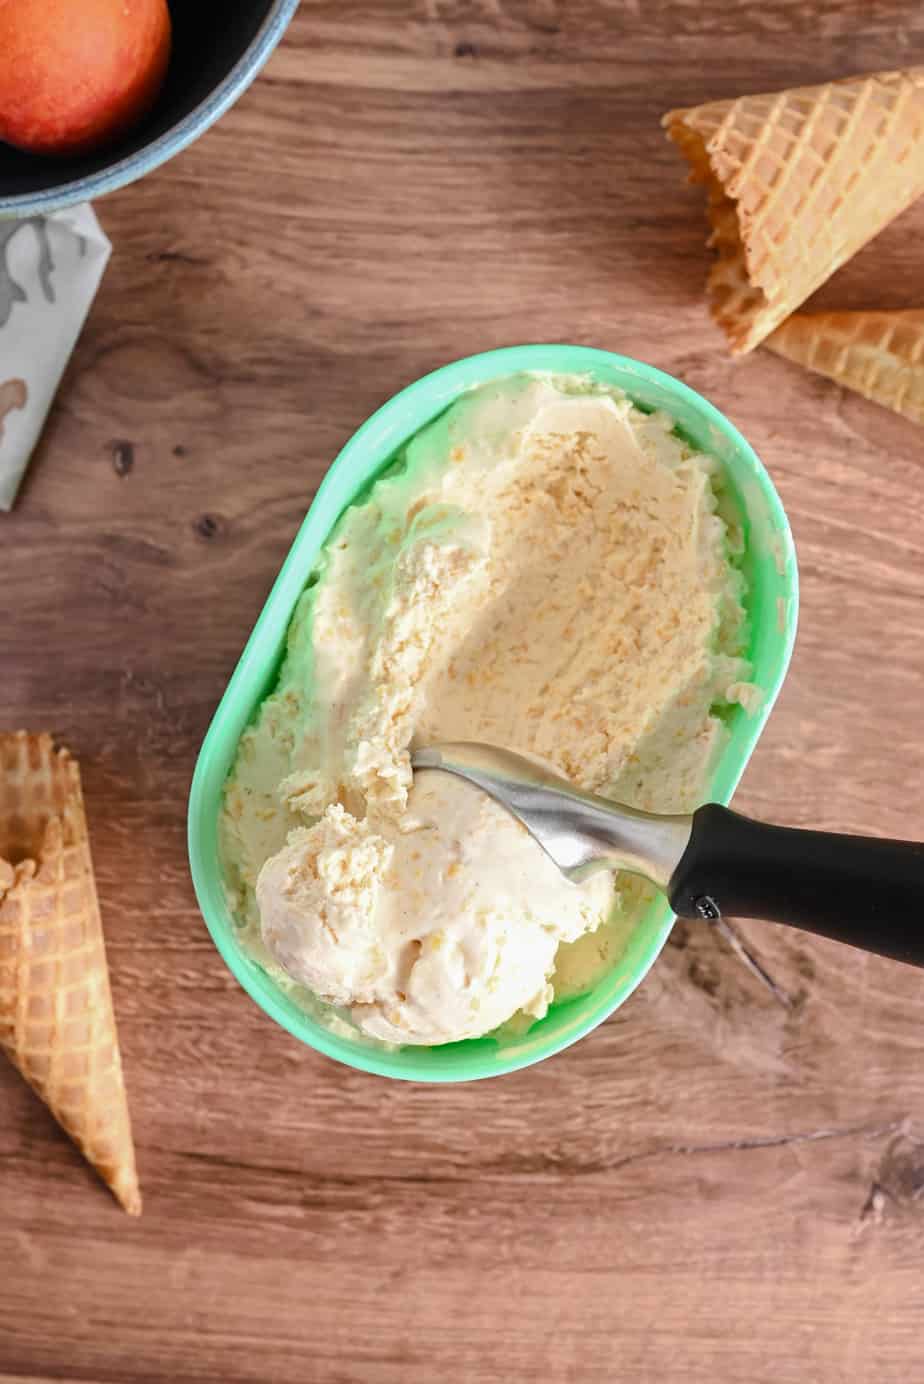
[412,742,924,968]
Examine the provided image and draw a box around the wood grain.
[3,2,924,1381]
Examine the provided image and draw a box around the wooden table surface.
[4,3,924,1381]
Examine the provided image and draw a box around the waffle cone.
[0,732,140,1215]
[767,309,924,425]
[663,68,924,354]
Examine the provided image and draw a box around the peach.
[0,0,172,157]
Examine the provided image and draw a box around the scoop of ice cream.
[256,773,614,1045]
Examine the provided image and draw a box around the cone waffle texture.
[767,309,924,425]
[663,68,924,354]
[0,732,140,1214]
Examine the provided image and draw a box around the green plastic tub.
[188,345,799,1081]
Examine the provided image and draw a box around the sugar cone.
[0,732,141,1215]
[663,68,924,354]
[767,308,924,425]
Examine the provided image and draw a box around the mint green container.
[188,345,798,1081]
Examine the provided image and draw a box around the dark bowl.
[0,0,300,216]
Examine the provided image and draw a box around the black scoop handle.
[668,804,924,967]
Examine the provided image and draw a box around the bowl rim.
[188,343,800,1082]
[0,0,301,216]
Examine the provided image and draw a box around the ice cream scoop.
[412,743,924,968]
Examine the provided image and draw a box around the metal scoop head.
[411,742,692,890]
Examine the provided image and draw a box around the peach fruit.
[0,0,172,157]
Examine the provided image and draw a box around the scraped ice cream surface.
[220,373,752,1045]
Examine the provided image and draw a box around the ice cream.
[257,774,611,1044]
[220,373,752,1044]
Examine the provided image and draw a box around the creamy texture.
[258,774,611,1044]
[221,373,752,1043]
